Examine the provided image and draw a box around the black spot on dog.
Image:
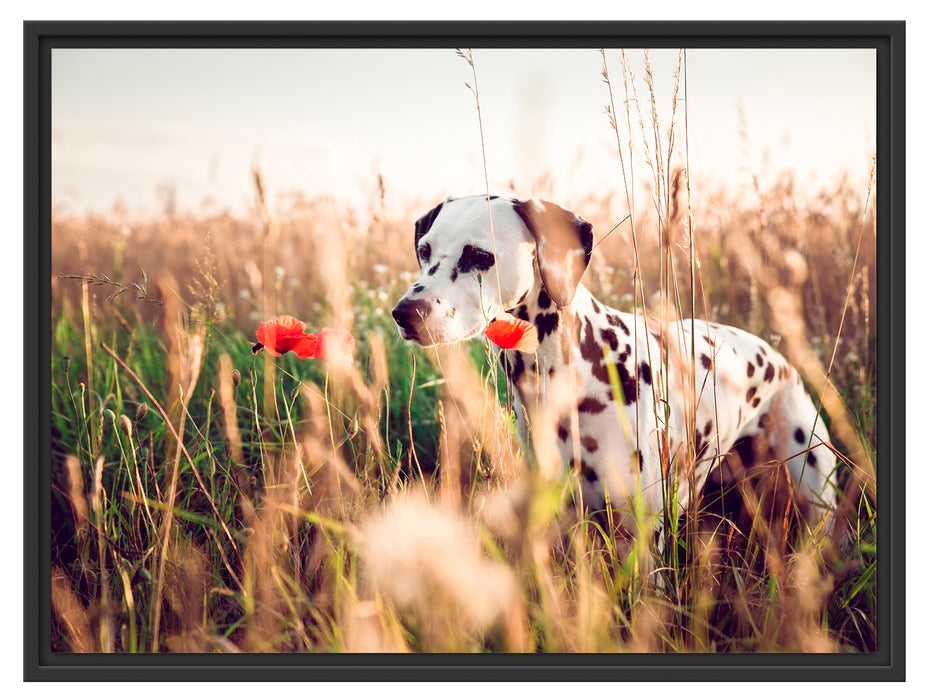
[581,319,637,404]
[764,363,775,382]
[751,397,761,408]
[806,451,818,467]
[732,436,755,466]
[515,305,530,322]
[700,354,712,370]
[600,327,618,351]
[591,299,601,314]
[580,318,600,362]
[794,428,806,444]
[508,349,525,382]
[640,362,652,385]
[557,422,569,442]
[747,362,755,378]
[756,353,764,367]
[618,362,638,405]
[581,435,599,453]
[578,397,607,413]
[637,450,644,472]
[412,284,425,294]
[427,262,440,276]
[606,313,630,335]
[537,287,552,309]
[535,312,559,342]
[456,245,495,275]
[746,386,757,402]
[578,460,599,483]
[704,419,713,436]
[450,268,459,283]
[702,335,715,347]
[758,413,770,429]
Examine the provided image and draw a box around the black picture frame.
[25,20,905,682]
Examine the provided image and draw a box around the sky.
[51,47,876,218]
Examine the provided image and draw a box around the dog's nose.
[392,298,431,337]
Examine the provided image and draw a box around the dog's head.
[392,195,593,346]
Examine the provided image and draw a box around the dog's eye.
[418,243,431,261]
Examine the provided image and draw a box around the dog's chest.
[499,287,668,509]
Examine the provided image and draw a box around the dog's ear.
[413,196,455,250]
[513,198,593,308]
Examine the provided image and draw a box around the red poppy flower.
[484,313,539,354]
[254,315,319,359]
[253,316,356,365]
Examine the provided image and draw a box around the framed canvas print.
[24,21,904,681]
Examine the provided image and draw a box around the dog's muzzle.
[392,298,432,343]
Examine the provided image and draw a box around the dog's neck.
[500,276,595,406]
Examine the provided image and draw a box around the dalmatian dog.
[392,195,838,541]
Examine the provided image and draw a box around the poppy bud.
[135,402,148,422]
[62,356,71,373]
[118,414,133,437]
[232,369,241,388]
[103,409,116,424]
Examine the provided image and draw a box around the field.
[48,52,877,655]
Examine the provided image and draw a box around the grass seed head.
[360,495,522,650]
